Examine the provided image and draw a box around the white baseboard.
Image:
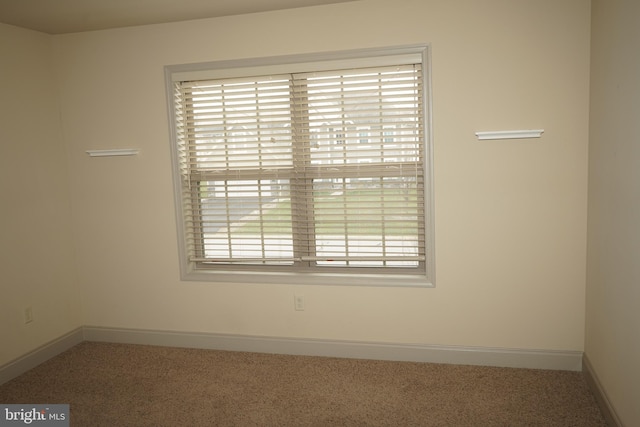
[0,326,584,386]
[82,326,583,371]
[583,354,622,427]
[0,328,84,386]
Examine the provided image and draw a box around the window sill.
[181,269,434,288]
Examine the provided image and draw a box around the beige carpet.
[0,342,607,426]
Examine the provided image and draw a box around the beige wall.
[50,0,590,351]
[0,24,82,366]
[587,1,640,425]
[2,0,591,366]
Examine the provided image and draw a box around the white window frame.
[165,45,435,287]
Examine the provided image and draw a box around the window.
[166,46,434,286]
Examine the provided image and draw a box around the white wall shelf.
[475,130,544,140]
[86,149,139,157]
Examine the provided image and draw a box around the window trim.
[165,45,435,287]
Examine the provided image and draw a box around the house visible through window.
[166,46,434,286]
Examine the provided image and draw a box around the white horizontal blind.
[176,75,296,266]
[175,61,426,273]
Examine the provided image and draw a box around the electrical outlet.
[294,294,305,311]
[24,307,34,324]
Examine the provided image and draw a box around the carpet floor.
[0,342,607,426]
